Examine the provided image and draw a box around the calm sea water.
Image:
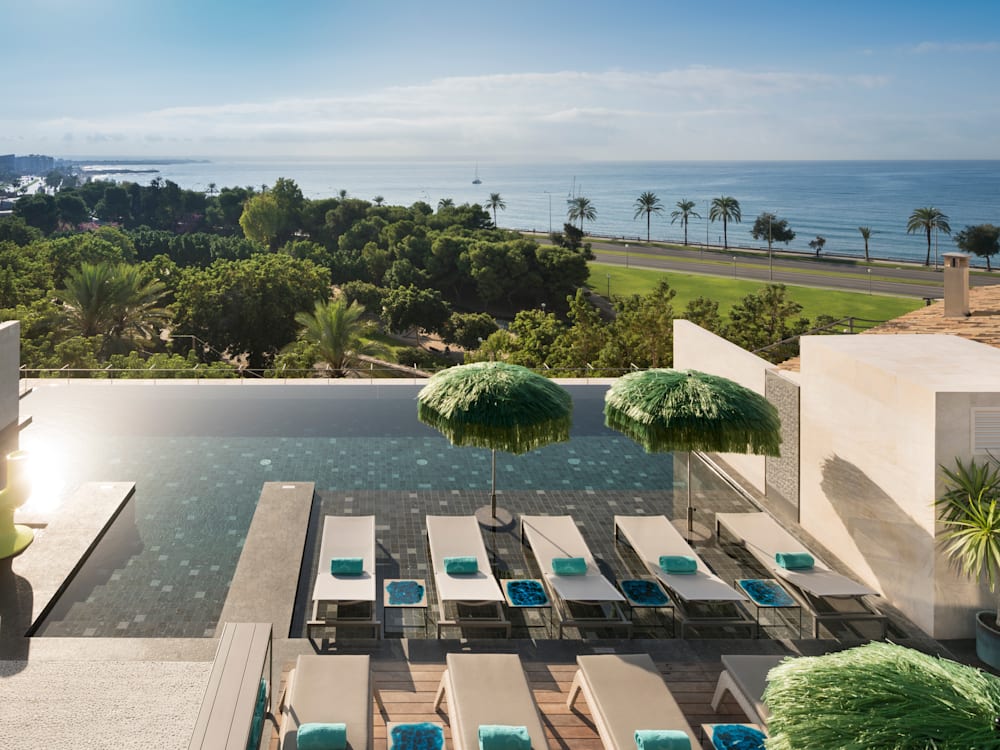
[84,159,1000,264]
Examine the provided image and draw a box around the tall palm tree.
[858,226,872,262]
[60,262,169,352]
[632,191,663,242]
[437,197,454,211]
[292,298,383,377]
[567,195,597,233]
[709,196,742,249]
[907,207,951,266]
[205,182,217,197]
[487,193,506,227]
[372,195,385,206]
[671,199,702,246]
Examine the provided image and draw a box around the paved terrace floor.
[2,472,959,749]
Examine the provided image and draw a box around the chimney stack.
[943,252,970,317]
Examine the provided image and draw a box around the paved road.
[581,237,1000,299]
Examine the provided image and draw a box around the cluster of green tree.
[467,281,835,374]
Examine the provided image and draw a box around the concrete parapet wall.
[0,321,19,456]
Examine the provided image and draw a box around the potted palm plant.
[936,456,1000,669]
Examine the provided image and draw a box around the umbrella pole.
[686,452,694,542]
[491,448,497,518]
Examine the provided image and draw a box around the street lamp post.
[625,243,629,268]
[732,257,737,279]
[867,267,872,295]
[543,191,552,235]
[768,214,773,281]
[606,273,611,298]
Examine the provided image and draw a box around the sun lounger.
[567,654,697,750]
[433,653,548,750]
[710,654,786,729]
[426,515,511,637]
[278,654,382,750]
[307,515,380,640]
[716,511,887,638]
[614,515,755,637]
[520,515,631,638]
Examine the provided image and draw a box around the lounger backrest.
[446,653,548,750]
[577,654,696,750]
[280,654,372,750]
[312,515,377,604]
[521,515,597,575]
[426,515,491,573]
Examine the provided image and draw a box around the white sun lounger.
[307,515,380,640]
[278,654,383,750]
[716,511,887,638]
[614,515,755,637]
[520,515,631,638]
[710,654,787,729]
[567,653,697,750]
[426,515,511,637]
[433,653,549,750]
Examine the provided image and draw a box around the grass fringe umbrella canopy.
[417,362,572,454]
[763,642,1000,749]
[603,369,781,455]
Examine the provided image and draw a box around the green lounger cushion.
[478,723,530,750]
[551,556,587,576]
[775,551,814,570]
[444,556,478,574]
[658,555,697,574]
[297,721,348,750]
[634,729,691,750]
[330,557,364,576]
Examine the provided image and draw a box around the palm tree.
[487,193,506,227]
[437,197,454,211]
[205,182,217,197]
[291,298,383,377]
[858,226,872,262]
[670,199,701,246]
[632,191,663,242]
[60,262,169,353]
[372,195,385,206]
[709,196,742,249]
[907,207,951,266]
[567,196,597,233]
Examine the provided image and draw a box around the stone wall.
[765,370,800,523]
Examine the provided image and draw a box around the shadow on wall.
[820,454,932,602]
[0,558,31,668]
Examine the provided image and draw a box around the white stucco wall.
[799,333,998,638]
[673,320,774,492]
[0,320,19,439]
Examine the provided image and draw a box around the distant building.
[13,154,54,175]
[0,154,14,175]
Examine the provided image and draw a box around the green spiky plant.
[764,642,1000,749]
[936,455,1000,628]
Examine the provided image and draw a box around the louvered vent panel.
[973,409,1000,453]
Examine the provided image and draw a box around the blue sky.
[4,0,999,160]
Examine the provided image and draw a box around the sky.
[4,0,1000,161]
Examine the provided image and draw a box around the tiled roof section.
[777,284,1000,372]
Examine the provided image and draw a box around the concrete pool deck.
[1,470,978,749]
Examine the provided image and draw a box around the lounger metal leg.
[433,671,449,711]
[566,670,582,709]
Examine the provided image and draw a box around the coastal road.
[580,237,1000,299]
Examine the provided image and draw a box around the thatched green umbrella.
[604,369,781,539]
[417,362,572,526]
[764,642,1000,749]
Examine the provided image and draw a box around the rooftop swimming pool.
[20,382,676,637]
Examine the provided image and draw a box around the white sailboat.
[472,164,482,185]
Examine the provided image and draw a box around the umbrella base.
[474,505,516,531]
[672,517,713,545]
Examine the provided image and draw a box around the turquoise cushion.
[330,557,364,576]
[634,729,691,750]
[478,723,530,750]
[444,556,478,575]
[775,551,814,570]
[551,556,587,576]
[297,722,348,750]
[658,555,697,574]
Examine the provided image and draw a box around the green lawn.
[587,263,923,322]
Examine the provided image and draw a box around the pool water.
[21,382,675,637]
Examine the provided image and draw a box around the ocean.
[79,159,1000,264]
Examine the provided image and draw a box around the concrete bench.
[188,622,273,750]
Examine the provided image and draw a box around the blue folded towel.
[634,729,691,750]
[330,557,364,576]
[478,723,531,750]
[444,556,478,574]
[298,721,348,750]
[658,555,697,574]
[775,551,815,570]
[551,556,587,576]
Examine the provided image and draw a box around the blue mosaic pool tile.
[506,580,548,606]
[387,580,424,606]
[711,724,766,750]
[738,579,795,607]
[390,723,443,750]
[621,579,670,606]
